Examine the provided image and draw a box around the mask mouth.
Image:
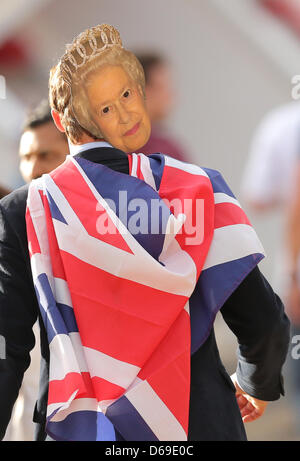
[124,122,141,137]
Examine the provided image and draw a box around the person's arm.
[220,266,290,422]
[0,202,38,440]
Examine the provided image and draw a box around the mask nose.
[117,104,130,124]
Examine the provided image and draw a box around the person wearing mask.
[0,24,289,442]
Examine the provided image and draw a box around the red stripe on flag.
[159,165,210,194]
[48,371,90,405]
[138,310,190,433]
[38,189,44,204]
[48,372,124,405]
[26,208,41,256]
[214,202,251,229]
[136,155,145,181]
[127,153,132,174]
[159,165,214,279]
[60,250,188,367]
[50,160,133,254]
[43,195,66,280]
[91,375,125,401]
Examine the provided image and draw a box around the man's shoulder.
[0,183,29,222]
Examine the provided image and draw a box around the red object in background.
[0,38,29,69]
[259,0,300,38]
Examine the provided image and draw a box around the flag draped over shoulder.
[25,152,265,441]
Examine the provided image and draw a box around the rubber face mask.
[73,65,151,153]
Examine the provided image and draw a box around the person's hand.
[286,277,300,326]
[230,373,268,423]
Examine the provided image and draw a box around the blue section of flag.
[147,154,165,190]
[47,411,116,441]
[106,395,159,441]
[203,168,236,198]
[35,273,77,343]
[190,254,264,354]
[46,190,68,224]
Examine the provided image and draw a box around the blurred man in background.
[136,52,190,162]
[241,100,300,434]
[241,101,300,300]
[3,100,68,441]
[241,102,300,215]
[18,99,69,183]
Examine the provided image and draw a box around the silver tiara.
[58,24,123,87]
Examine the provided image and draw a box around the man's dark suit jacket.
[0,147,290,441]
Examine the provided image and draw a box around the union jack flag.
[26,152,265,441]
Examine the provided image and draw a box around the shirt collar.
[68,140,113,156]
